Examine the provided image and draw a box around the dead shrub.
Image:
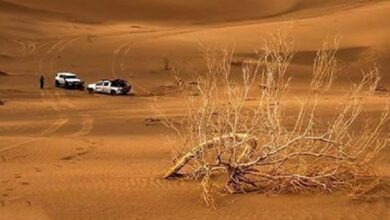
[375,84,388,93]
[157,33,389,207]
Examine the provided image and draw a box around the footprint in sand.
[60,150,90,161]
[0,197,32,207]
[14,174,22,179]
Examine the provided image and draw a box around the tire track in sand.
[50,38,95,138]
[38,37,94,138]
[0,38,83,153]
[0,90,68,153]
[111,41,151,95]
[69,113,94,137]
[36,38,96,165]
[2,37,94,207]
[0,40,74,152]
[39,90,69,136]
[112,41,133,79]
[54,90,94,138]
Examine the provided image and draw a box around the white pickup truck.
[87,79,131,95]
[54,72,85,90]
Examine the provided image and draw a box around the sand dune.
[0,0,65,19]
[0,0,360,23]
[1,0,383,24]
[0,0,389,219]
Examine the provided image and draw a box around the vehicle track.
[111,41,151,95]
[0,90,68,153]
[12,40,38,57]
[38,37,94,138]
[70,113,94,137]
[39,90,69,137]
[107,27,201,95]
[54,89,94,137]
[1,38,90,153]
[112,41,133,79]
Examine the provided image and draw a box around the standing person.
[40,74,45,89]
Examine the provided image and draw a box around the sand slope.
[3,0,379,23]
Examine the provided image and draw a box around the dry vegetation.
[158,33,389,207]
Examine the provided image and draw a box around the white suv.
[54,72,85,90]
[87,79,131,95]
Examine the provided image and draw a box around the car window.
[96,82,103,86]
[111,81,127,87]
[111,82,119,87]
[103,82,110,86]
[65,76,77,79]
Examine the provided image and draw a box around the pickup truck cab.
[87,79,131,95]
[54,72,84,90]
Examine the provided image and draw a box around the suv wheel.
[110,90,116,95]
[55,80,60,87]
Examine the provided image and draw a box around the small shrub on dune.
[157,33,389,207]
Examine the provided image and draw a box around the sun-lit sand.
[0,0,389,219]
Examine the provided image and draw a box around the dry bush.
[158,33,389,207]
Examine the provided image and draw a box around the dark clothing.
[40,75,45,89]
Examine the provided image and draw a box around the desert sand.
[0,0,389,219]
